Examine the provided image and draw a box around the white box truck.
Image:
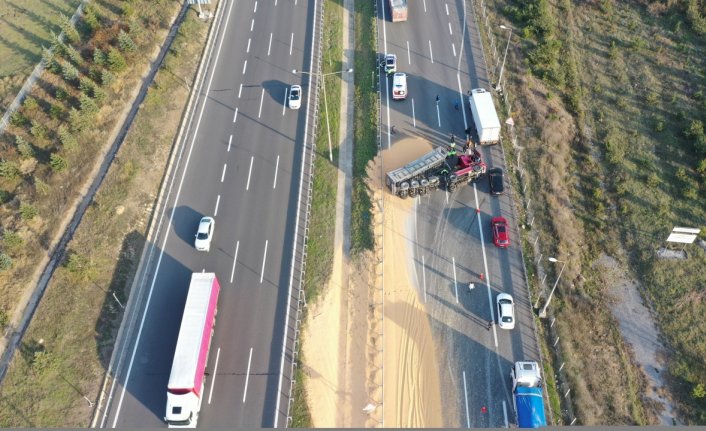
[511,361,548,428]
[164,273,221,428]
[389,0,408,22]
[468,88,501,144]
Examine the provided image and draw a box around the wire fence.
[471,0,578,425]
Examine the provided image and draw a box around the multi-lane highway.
[377,0,540,427]
[100,0,317,427]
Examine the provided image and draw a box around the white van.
[392,72,407,100]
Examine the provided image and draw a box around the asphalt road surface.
[100,0,316,427]
[377,0,540,427]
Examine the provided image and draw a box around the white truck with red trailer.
[468,88,502,144]
[164,272,221,428]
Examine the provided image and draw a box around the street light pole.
[292,68,353,163]
[496,25,513,93]
[539,257,566,318]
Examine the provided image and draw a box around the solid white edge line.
[258,87,265,118]
[228,134,232,151]
[230,240,239,283]
[473,184,498,348]
[260,240,268,284]
[436,103,441,127]
[110,0,238,426]
[463,370,471,428]
[246,156,254,190]
[214,194,220,216]
[273,155,280,188]
[221,163,227,182]
[268,32,273,56]
[243,347,253,402]
[208,347,221,404]
[274,0,319,423]
[452,256,459,303]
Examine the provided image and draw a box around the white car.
[288,84,302,109]
[496,293,515,330]
[194,217,214,252]
[384,54,397,75]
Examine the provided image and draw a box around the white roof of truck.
[168,273,218,391]
[513,361,542,387]
[470,88,501,129]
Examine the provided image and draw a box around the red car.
[491,217,509,248]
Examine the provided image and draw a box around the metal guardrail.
[284,0,326,426]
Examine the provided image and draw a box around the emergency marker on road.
[481,406,488,414]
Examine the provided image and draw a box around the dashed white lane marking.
[273,155,280,189]
[230,240,239,283]
[233,107,238,123]
[250,18,254,31]
[452,43,457,57]
[260,240,269,283]
[452,256,459,303]
[214,194,220,216]
[503,400,509,428]
[247,38,251,53]
[238,83,243,98]
[406,40,411,64]
[445,3,449,15]
[289,32,294,56]
[242,60,247,75]
[221,163,227,182]
[422,255,427,303]
[268,32,273,56]
[253,1,257,12]
[207,347,220,404]
[258,87,265,118]
[436,102,441,127]
[423,0,427,12]
[429,40,434,63]
[246,156,254,190]
[463,371,471,428]
[228,135,232,151]
[243,347,253,402]
[282,88,288,115]
[411,98,416,128]
[449,22,453,35]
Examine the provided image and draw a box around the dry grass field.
[483,0,705,424]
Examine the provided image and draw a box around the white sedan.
[194,217,214,252]
[496,293,515,330]
[288,84,302,109]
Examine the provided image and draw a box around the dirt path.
[601,255,680,425]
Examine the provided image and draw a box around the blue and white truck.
[511,361,548,428]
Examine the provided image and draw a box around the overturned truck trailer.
[386,147,486,198]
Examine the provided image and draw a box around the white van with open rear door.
[392,72,407,100]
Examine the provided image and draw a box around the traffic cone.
[479,273,485,281]
[481,406,488,414]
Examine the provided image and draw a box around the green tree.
[19,203,38,220]
[64,44,83,65]
[93,47,106,65]
[59,14,80,44]
[82,5,101,32]
[107,47,127,72]
[61,59,80,82]
[58,125,78,151]
[79,76,96,94]
[35,178,51,196]
[0,253,12,271]
[101,69,116,86]
[69,107,89,132]
[30,120,48,140]
[118,30,137,53]
[80,93,98,117]
[694,383,706,399]
[0,160,21,179]
[23,97,39,111]
[3,230,24,251]
[15,135,35,160]
[49,154,68,172]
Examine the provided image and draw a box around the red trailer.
[164,273,220,428]
[389,0,408,22]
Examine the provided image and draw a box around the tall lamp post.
[539,257,566,318]
[292,68,353,162]
[496,25,513,93]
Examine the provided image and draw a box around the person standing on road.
[487,320,493,330]
[436,94,440,105]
